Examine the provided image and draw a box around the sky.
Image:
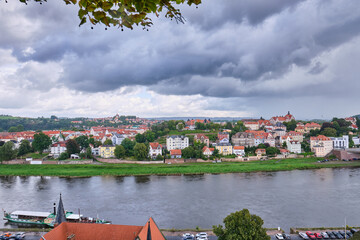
[0,0,360,120]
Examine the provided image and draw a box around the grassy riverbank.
[1,158,360,177]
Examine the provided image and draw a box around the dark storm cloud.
[182,0,305,29]
[2,0,360,100]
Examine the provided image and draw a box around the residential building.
[274,122,287,131]
[331,135,349,149]
[111,133,126,145]
[99,145,116,158]
[287,131,304,142]
[270,111,295,125]
[170,149,182,159]
[295,126,306,133]
[272,129,287,138]
[305,122,321,133]
[202,146,214,157]
[350,124,358,130]
[255,148,266,156]
[233,146,245,156]
[310,135,333,157]
[231,132,255,147]
[244,121,260,130]
[149,142,162,159]
[166,135,189,150]
[345,117,357,125]
[218,132,230,143]
[42,217,165,240]
[286,140,301,154]
[194,134,210,147]
[50,142,67,158]
[215,143,233,155]
[353,137,360,146]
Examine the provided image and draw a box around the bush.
[155,154,163,161]
[58,152,69,160]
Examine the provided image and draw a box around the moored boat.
[3,195,111,228]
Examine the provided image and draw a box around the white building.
[149,143,162,159]
[166,135,189,150]
[50,142,67,158]
[353,137,360,146]
[286,140,301,154]
[233,146,245,156]
[331,135,349,149]
[112,133,126,145]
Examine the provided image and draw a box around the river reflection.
[0,168,359,231]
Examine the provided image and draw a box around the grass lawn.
[22,153,49,159]
[1,158,360,177]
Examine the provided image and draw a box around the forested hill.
[0,115,135,132]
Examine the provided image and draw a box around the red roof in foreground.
[42,217,165,240]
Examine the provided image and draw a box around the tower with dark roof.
[55,194,66,225]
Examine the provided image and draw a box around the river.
[1,167,359,231]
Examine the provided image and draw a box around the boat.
[3,195,111,228]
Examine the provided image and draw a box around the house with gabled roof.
[149,142,162,159]
[42,217,165,240]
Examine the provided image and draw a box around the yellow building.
[99,145,116,158]
[215,143,233,155]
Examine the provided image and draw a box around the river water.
[1,168,359,231]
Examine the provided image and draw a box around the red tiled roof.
[149,142,162,149]
[233,146,245,150]
[255,148,266,153]
[42,222,144,240]
[310,135,331,141]
[170,149,182,155]
[137,217,166,240]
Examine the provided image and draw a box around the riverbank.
[1,158,360,177]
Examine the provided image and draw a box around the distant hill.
[147,117,251,121]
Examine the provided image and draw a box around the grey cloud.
[182,0,305,29]
[1,0,360,101]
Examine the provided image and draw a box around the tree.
[16,0,201,30]
[349,135,354,148]
[32,132,52,154]
[357,117,360,129]
[121,138,136,156]
[133,143,148,160]
[76,135,89,149]
[177,123,184,131]
[85,147,93,159]
[8,126,18,132]
[213,209,270,240]
[266,147,279,156]
[59,152,69,160]
[103,139,113,145]
[144,131,156,142]
[224,122,233,130]
[135,133,146,143]
[114,145,126,159]
[182,146,196,158]
[321,127,337,137]
[301,141,311,153]
[282,142,287,148]
[0,141,17,163]
[18,140,32,156]
[66,139,80,155]
[283,119,297,131]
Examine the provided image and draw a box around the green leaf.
[79,17,87,27]
[78,9,87,19]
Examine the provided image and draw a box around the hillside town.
[0,112,359,163]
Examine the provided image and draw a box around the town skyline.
[1,0,360,119]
